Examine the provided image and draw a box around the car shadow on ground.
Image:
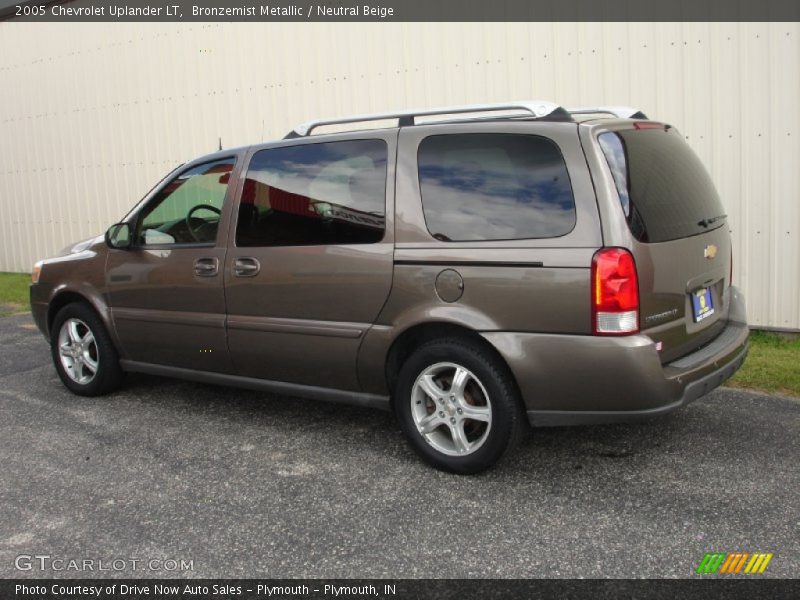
[114,371,754,480]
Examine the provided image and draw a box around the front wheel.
[50,302,124,396]
[394,338,526,474]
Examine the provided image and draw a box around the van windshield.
[599,128,726,243]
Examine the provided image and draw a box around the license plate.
[691,287,715,322]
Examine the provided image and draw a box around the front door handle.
[194,257,219,277]
[233,257,261,277]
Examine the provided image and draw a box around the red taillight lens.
[633,122,666,130]
[592,247,639,335]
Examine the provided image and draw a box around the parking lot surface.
[0,314,797,578]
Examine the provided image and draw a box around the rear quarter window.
[417,133,576,242]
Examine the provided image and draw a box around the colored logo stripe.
[719,553,748,573]
[697,553,726,574]
[745,553,773,574]
[696,552,773,574]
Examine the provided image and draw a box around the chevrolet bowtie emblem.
[704,244,718,259]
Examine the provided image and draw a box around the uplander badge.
[644,308,679,325]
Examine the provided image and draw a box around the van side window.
[417,133,576,241]
[137,158,235,246]
[236,139,387,247]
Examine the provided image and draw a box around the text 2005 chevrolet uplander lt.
[30,101,748,473]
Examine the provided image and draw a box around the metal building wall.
[0,22,798,329]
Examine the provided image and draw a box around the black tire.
[394,337,526,474]
[50,302,124,396]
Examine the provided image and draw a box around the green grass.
[0,272,30,316]
[729,330,800,398]
[0,270,797,396]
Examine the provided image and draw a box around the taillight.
[592,248,639,335]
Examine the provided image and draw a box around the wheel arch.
[47,287,113,343]
[383,322,521,405]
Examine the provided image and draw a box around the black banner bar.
[2,579,800,600]
[2,0,800,22]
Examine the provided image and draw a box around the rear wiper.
[697,214,727,227]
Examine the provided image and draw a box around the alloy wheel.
[57,317,99,385]
[410,362,493,457]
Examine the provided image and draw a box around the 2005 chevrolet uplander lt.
[31,101,749,473]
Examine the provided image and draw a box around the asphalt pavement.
[0,313,797,579]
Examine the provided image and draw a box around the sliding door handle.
[233,257,261,277]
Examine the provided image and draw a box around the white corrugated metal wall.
[0,22,798,329]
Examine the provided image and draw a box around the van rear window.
[599,128,726,243]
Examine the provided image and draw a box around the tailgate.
[597,125,732,362]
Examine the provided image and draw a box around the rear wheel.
[50,302,124,396]
[394,338,525,474]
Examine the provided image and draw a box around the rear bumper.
[526,342,747,426]
[480,286,749,426]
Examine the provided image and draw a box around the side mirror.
[105,222,132,249]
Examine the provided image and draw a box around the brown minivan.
[30,101,748,473]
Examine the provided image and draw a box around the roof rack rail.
[566,106,648,119]
[286,100,569,138]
